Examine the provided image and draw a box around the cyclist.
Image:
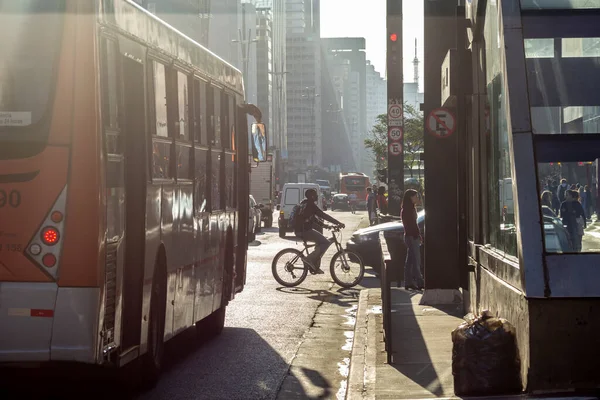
[295,188,345,274]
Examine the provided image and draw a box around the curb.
[347,289,379,400]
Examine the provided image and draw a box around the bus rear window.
[0,1,65,145]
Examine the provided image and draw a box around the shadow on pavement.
[248,240,262,246]
[386,289,462,397]
[0,327,311,400]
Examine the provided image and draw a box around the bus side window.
[222,92,230,149]
[195,148,208,213]
[225,151,235,209]
[175,71,192,181]
[212,87,221,147]
[193,79,208,146]
[150,60,171,180]
[211,150,223,211]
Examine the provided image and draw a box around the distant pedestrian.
[583,185,592,220]
[560,190,586,252]
[377,186,388,215]
[540,191,556,217]
[557,179,568,203]
[401,189,424,290]
[366,187,377,225]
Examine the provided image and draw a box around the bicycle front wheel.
[272,248,309,287]
[330,250,364,288]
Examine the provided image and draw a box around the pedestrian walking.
[401,189,424,290]
[560,189,586,252]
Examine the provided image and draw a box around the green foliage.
[364,103,424,176]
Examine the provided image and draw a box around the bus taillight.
[26,185,68,279]
[42,254,57,268]
[41,227,60,246]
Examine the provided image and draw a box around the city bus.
[338,172,371,209]
[0,0,263,383]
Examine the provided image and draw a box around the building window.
[484,0,517,257]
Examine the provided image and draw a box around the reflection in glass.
[524,34,600,134]
[484,0,517,257]
[152,141,170,179]
[211,151,221,210]
[195,148,207,213]
[538,161,599,253]
[153,62,168,137]
[521,0,600,9]
[524,39,554,58]
[562,38,600,58]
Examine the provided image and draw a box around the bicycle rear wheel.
[330,250,364,288]
[272,248,309,287]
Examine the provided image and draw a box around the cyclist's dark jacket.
[295,199,340,233]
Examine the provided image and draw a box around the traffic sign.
[388,103,402,119]
[426,108,456,138]
[388,126,403,142]
[388,142,402,156]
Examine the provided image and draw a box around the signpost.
[387,0,403,216]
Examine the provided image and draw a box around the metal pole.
[387,0,404,216]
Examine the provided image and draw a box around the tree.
[364,103,424,177]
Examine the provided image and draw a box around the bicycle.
[271,224,365,288]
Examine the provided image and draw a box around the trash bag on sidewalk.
[451,310,522,396]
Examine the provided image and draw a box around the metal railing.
[378,231,393,364]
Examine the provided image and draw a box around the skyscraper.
[285,0,322,171]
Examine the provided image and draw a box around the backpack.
[289,203,305,231]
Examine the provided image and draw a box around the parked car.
[346,211,425,271]
[277,183,325,238]
[249,195,262,242]
[331,194,350,211]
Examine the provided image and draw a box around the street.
[140,210,376,400]
[1,210,377,400]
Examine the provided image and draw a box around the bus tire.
[143,250,167,388]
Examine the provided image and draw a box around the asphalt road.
[138,210,378,400]
[0,210,378,400]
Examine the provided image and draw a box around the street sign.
[426,108,456,138]
[388,142,402,156]
[388,126,403,142]
[388,103,402,119]
[388,102,403,127]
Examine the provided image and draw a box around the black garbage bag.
[451,310,522,396]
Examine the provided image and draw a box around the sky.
[320,0,424,89]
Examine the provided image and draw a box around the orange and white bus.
[339,172,371,209]
[0,0,261,383]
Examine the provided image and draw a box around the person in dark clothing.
[366,187,377,225]
[295,189,345,273]
[560,189,586,252]
[401,189,424,290]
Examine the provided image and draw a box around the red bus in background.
[0,0,262,385]
[338,172,371,209]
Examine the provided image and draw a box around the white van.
[278,183,324,237]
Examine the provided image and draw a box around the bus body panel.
[0,283,57,362]
[0,147,69,282]
[50,287,101,363]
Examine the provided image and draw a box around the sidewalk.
[348,288,463,399]
[347,288,600,400]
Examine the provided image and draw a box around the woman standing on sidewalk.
[401,189,424,290]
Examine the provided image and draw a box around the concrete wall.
[469,263,530,391]
[528,298,600,392]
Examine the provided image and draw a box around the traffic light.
[377,168,388,184]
